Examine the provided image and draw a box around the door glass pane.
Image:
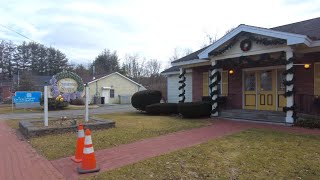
[245,72,256,91]
[278,69,285,91]
[260,71,272,91]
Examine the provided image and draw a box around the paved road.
[0,104,135,120]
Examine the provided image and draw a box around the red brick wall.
[227,68,242,109]
[295,54,317,95]
[192,66,210,102]
[294,52,320,114]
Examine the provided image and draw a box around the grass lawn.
[0,106,43,114]
[6,112,211,160]
[90,129,320,180]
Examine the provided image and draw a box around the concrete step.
[220,110,285,123]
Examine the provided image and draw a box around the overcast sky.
[0,0,319,69]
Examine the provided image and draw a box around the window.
[260,71,272,91]
[202,72,209,96]
[245,72,256,91]
[203,71,226,96]
[221,71,228,96]
[110,89,115,98]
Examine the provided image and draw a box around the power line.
[0,24,36,42]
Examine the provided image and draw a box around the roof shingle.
[271,17,320,40]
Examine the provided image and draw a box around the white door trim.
[242,67,284,110]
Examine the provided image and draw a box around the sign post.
[44,85,48,127]
[85,84,89,122]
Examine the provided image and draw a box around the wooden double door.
[244,69,286,111]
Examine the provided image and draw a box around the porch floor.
[220,109,286,124]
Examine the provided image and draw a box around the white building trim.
[171,59,209,67]
[161,69,193,76]
[198,24,312,59]
[210,46,292,62]
[88,72,146,89]
[310,40,320,47]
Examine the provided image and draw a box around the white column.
[211,61,218,117]
[285,49,294,123]
[85,85,89,122]
[44,85,48,127]
[179,68,184,102]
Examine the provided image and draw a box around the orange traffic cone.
[77,129,100,174]
[71,124,85,163]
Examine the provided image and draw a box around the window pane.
[245,72,256,91]
[260,71,272,91]
[110,89,115,98]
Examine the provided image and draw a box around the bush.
[178,102,211,118]
[3,97,12,104]
[202,96,212,102]
[70,98,85,105]
[146,103,178,115]
[131,90,162,111]
[295,118,320,129]
[41,97,69,110]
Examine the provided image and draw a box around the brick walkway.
[0,122,64,180]
[51,119,320,179]
[2,119,320,180]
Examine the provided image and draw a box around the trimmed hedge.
[178,102,211,118]
[295,118,320,129]
[131,90,162,111]
[146,103,178,115]
[70,98,85,105]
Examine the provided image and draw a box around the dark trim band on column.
[178,68,186,103]
[282,56,297,121]
[209,64,221,115]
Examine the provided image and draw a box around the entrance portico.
[169,23,320,124]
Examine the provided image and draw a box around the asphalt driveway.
[0,104,135,120]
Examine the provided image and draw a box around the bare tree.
[145,59,161,77]
[167,47,193,68]
[201,32,218,48]
[224,27,236,35]
[201,27,236,48]
[122,54,146,79]
[169,47,193,62]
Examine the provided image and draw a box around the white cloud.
[0,0,319,70]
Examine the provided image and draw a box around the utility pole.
[17,70,20,90]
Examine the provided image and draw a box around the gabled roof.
[169,17,320,65]
[161,66,180,74]
[171,46,209,64]
[198,24,312,59]
[271,17,320,40]
[87,72,146,89]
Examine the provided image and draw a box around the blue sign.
[14,91,42,104]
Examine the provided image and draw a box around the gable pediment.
[208,33,287,59]
[199,24,312,59]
